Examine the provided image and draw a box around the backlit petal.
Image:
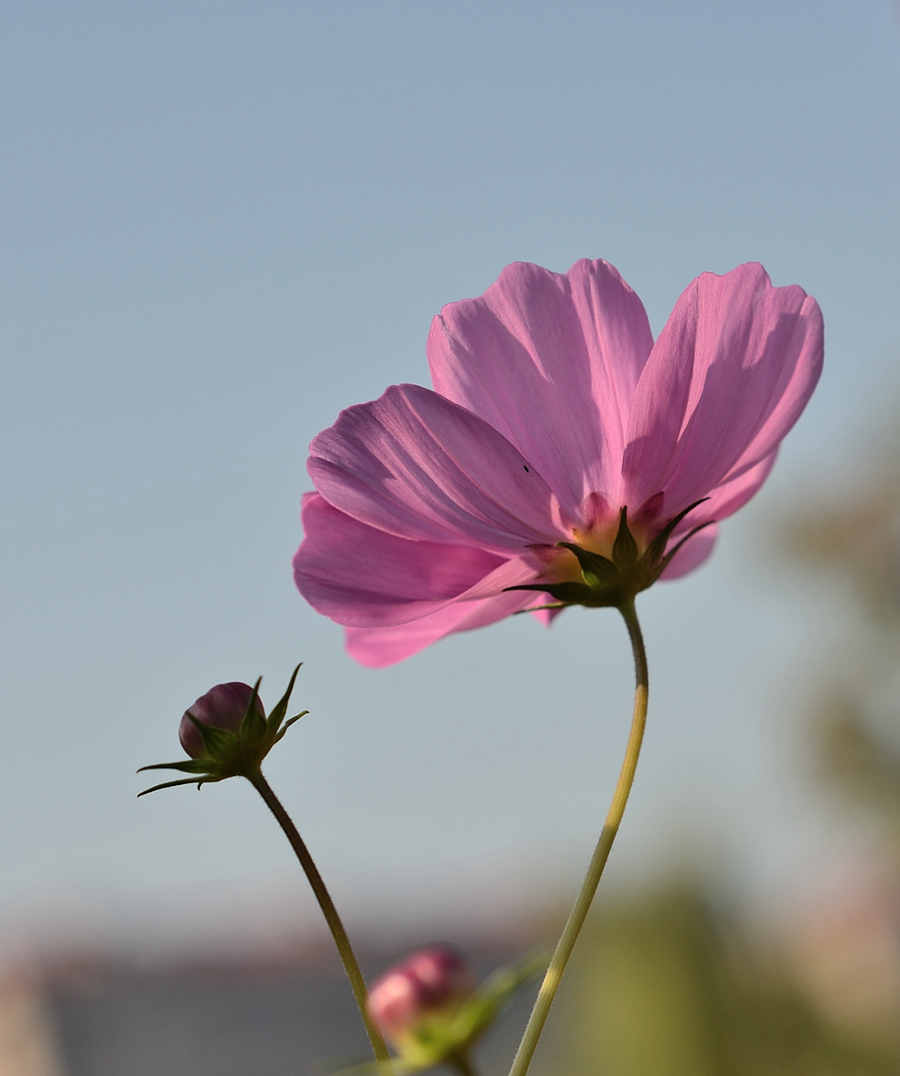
[624,263,823,518]
[428,259,653,518]
[658,524,719,580]
[704,449,778,522]
[656,451,777,580]
[308,384,565,553]
[293,494,507,627]
[345,587,551,668]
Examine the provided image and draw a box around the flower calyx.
[137,665,308,796]
[508,501,712,613]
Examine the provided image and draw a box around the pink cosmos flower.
[294,260,823,667]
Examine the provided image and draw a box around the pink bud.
[367,946,476,1047]
[178,682,265,759]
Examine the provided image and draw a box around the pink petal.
[529,604,564,627]
[658,524,719,580]
[623,263,823,518]
[703,449,778,522]
[427,259,654,520]
[345,587,551,668]
[655,450,777,580]
[293,493,507,627]
[308,384,566,553]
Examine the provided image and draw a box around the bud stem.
[248,772,394,1071]
[507,596,649,1076]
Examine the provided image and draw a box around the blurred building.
[0,939,538,1076]
[0,978,63,1076]
[4,883,899,1076]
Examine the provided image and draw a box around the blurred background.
[1,0,899,1072]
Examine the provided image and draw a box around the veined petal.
[705,449,778,522]
[659,524,719,580]
[293,494,507,627]
[653,449,777,581]
[624,263,823,517]
[309,384,565,553]
[345,587,552,668]
[297,257,823,664]
[655,450,777,580]
[427,259,654,518]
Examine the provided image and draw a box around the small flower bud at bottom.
[178,682,265,759]
[367,945,476,1049]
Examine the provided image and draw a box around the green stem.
[249,771,394,1072]
[507,597,649,1076]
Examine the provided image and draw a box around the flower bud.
[178,682,265,759]
[139,666,307,797]
[367,946,476,1052]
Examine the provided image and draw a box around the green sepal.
[186,714,239,761]
[447,948,547,1047]
[505,580,596,604]
[274,711,308,744]
[555,542,618,586]
[506,576,627,610]
[640,498,708,577]
[265,664,302,738]
[137,774,226,798]
[506,500,712,615]
[137,759,219,775]
[612,506,639,567]
[239,678,266,742]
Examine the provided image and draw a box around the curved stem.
[249,772,394,1071]
[507,597,649,1076]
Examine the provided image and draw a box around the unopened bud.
[367,946,476,1052]
[139,666,307,797]
[178,682,265,759]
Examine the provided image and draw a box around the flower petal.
[427,259,654,519]
[623,263,823,518]
[659,524,719,580]
[652,450,777,581]
[345,587,551,668]
[308,384,565,553]
[293,493,508,627]
[704,449,778,522]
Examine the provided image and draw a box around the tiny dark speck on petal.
[524,465,530,472]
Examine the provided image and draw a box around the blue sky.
[1,0,899,960]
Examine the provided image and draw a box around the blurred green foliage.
[542,884,898,1076]
[785,446,900,840]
